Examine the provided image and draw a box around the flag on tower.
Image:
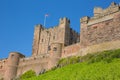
[44,14,49,27]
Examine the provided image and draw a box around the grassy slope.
[23,49,120,80]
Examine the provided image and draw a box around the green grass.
[22,49,120,80]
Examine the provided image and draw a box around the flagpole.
[44,15,47,27]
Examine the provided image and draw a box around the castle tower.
[48,43,63,69]
[32,17,71,56]
[80,16,90,47]
[59,17,71,46]
[32,17,79,56]
[4,52,25,80]
[32,24,44,56]
[59,17,70,28]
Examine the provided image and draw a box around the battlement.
[20,54,49,62]
[35,17,70,31]
[1,2,120,79]
[80,2,120,47]
[80,2,120,26]
[0,58,7,70]
[0,58,7,61]
[94,2,120,16]
[59,17,70,25]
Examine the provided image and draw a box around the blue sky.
[0,0,120,59]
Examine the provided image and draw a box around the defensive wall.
[80,2,120,47]
[0,58,7,79]
[0,2,120,80]
[17,54,50,76]
[61,43,80,58]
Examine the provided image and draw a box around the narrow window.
[106,22,109,25]
[0,65,2,69]
[48,46,51,51]
[53,47,57,51]
[53,36,55,40]
[41,39,43,42]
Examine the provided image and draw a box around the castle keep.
[0,2,120,80]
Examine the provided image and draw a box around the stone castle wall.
[17,54,50,76]
[80,2,120,47]
[1,2,120,80]
[61,43,80,58]
[0,59,7,79]
[78,40,120,56]
[32,17,79,56]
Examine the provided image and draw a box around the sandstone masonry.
[0,2,120,80]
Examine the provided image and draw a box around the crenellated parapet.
[80,2,120,26]
[0,58,7,70]
[59,17,70,25]
[80,2,120,47]
[94,2,120,17]
[17,54,50,76]
[1,2,120,80]
[0,58,8,79]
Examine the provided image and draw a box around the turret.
[80,16,89,27]
[59,17,71,46]
[80,16,90,47]
[48,43,63,69]
[32,24,44,56]
[4,52,25,80]
[51,43,63,57]
[59,17,70,28]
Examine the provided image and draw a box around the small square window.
[53,47,57,51]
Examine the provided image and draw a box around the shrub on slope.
[22,49,120,80]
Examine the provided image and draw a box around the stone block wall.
[32,17,79,56]
[0,59,7,79]
[78,40,120,56]
[80,2,120,47]
[62,43,80,58]
[1,2,120,80]
[69,28,80,45]
[17,55,50,76]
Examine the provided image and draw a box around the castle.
[1,2,120,80]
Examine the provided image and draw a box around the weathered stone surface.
[1,2,120,80]
[80,2,120,47]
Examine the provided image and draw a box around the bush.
[20,70,36,79]
[57,56,80,67]
[86,49,120,64]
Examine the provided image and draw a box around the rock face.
[0,2,120,80]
